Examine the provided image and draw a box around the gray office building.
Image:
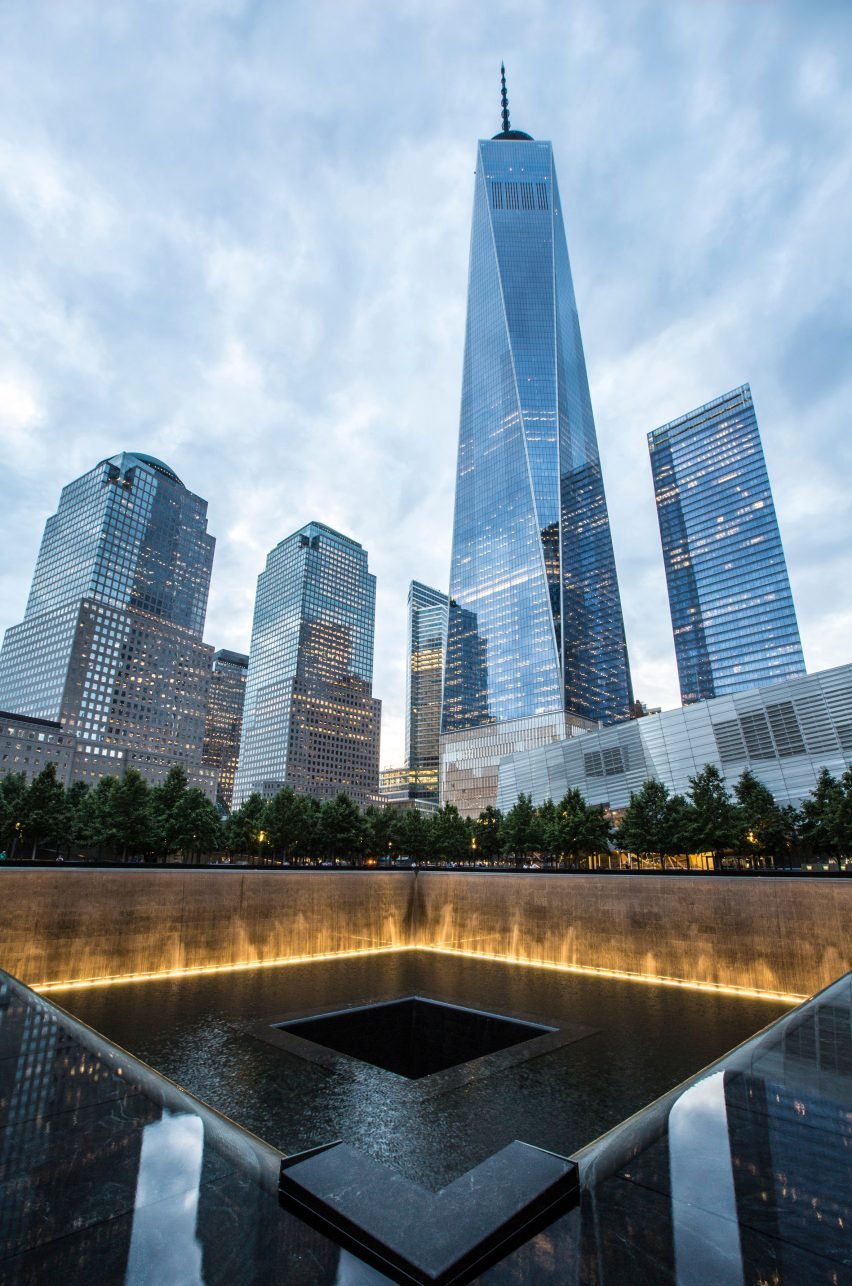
[649,385,806,705]
[233,523,381,807]
[0,452,216,796]
[202,649,249,810]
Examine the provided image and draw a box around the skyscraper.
[233,522,381,807]
[440,70,633,814]
[0,453,216,794]
[405,581,448,802]
[202,648,249,810]
[649,384,806,705]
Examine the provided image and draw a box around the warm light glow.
[32,945,417,994]
[420,946,805,1005]
[30,942,806,1004]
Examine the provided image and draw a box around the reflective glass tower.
[233,522,381,807]
[203,648,249,810]
[0,453,216,793]
[405,582,448,802]
[649,384,806,704]
[440,71,633,813]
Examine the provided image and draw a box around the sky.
[1,0,851,769]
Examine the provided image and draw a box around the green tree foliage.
[150,765,190,858]
[265,786,313,860]
[170,788,222,861]
[225,793,266,857]
[617,780,690,862]
[0,773,28,858]
[318,793,366,862]
[734,769,794,866]
[432,804,472,863]
[831,768,852,856]
[396,807,430,863]
[363,804,400,860]
[799,768,841,859]
[111,769,152,860]
[502,793,543,859]
[549,789,612,867]
[687,765,741,868]
[473,806,504,862]
[23,764,69,860]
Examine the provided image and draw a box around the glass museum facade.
[233,522,381,807]
[0,452,216,795]
[649,384,806,705]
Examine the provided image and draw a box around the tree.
[618,780,690,865]
[432,804,472,863]
[550,789,612,867]
[734,770,788,867]
[65,781,91,857]
[318,793,366,862]
[266,787,316,861]
[170,789,221,861]
[22,764,68,860]
[473,806,504,863]
[150,765,190,858]
[396,807,430,863]
[79,776,121,858]
[363,805,400,861]
[225,793,266,857]
[687,765,741,869]
[111,769,152,861]
[799,768,841,860]
[831,767,852,857]
[502,794,542,860]
[0,773,28,859]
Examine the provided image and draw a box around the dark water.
[59,951,791,1190]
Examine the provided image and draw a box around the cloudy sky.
[1,0,850,767]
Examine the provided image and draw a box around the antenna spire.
[500,62,510,134]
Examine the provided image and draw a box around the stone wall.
[1,869,848,998]
[414,873,851,999]
[1,870,414,987]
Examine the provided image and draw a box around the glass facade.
[442,132,633,747]
[0,453,216,794]
[233,523,381,807]
[202,649,249,810]
[405,582,448,802]
[649,385,806,705]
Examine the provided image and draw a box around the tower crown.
[492,62,533,141]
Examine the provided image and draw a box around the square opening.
[276,997,554,1080]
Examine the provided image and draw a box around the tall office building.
[649,384,806,705]
[202,649,249,810]
[440,70,632,814]
[0,452,216,795]
[233,522,381,807]
[405,581,448,802]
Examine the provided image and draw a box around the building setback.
[0,453,216,797]
[202,649,249,810]
[440,71,632,815]
[233,523,381,808]
[0,711,76,790]
[649,384,806,705]
[497,663,852,814]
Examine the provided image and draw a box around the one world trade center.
[440,69,633,813]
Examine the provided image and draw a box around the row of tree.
[1,762,850,866]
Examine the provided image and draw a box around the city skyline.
[1,3,850,768]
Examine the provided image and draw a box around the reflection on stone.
[126,1111,205,1285]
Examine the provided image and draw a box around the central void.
[279,996,552,1078]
